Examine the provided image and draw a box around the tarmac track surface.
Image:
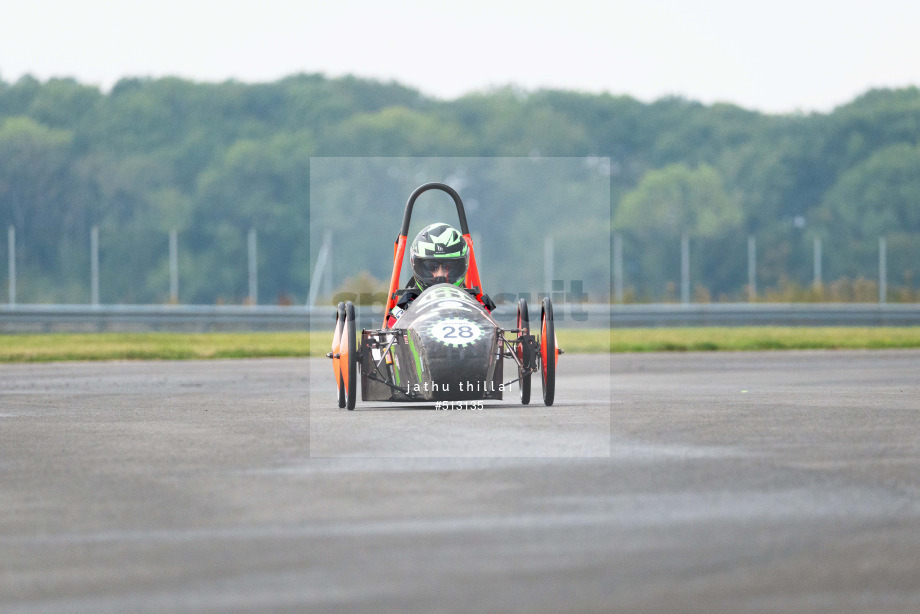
[1,350,919,613]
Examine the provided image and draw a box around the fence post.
[7,225,14,306]
[680,232,690,304]
[307,230,332,307]
[169,229,179,304]
[91,226,100,305]
[813,236,822,289]
[544,235,554,294]
[879,236,887,304]
[248,227,258,305]
[747,235,756,301]
[613,233,623,303]
[323,231,333,300]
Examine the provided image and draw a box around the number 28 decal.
[428,318,484,347]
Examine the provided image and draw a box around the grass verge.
[0,332,314,362]
[1,328,919,362]
[603,327,920,352]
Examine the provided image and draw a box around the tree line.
[2,73,919,303]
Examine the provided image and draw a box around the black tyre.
[343,301,358,410]
[334,302,346,408]
[540,297,556,406]
[517,298,531,405]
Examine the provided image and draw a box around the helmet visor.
[413,255,468,286]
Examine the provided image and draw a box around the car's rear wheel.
[540,297,556,406]
[342,301,358,410]
[517,298,531,405]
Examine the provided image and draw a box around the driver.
[387,222,495,326]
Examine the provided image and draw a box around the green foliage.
[329,271,388,305]
[818,143,920,238]
[615,163,742,237]
[614,163,744,299]
[2,73,920,303]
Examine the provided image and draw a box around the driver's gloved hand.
[395,288,420,310]
[480,293,496,312]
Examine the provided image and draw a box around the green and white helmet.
[410,222,469,289]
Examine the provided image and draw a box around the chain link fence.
[6,224,920,307]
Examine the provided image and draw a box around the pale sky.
[2,0,919,114]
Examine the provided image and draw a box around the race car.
[328,182,560,409]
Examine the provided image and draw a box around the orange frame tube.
[383,235,408,327]
[463,234,483,300]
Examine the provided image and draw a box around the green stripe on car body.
[408,332,424,383]
[390,345,400,387]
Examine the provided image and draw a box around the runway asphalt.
[1,350,919,613]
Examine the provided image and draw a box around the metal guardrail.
[606,303,920,327]
[2,303,920,333]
